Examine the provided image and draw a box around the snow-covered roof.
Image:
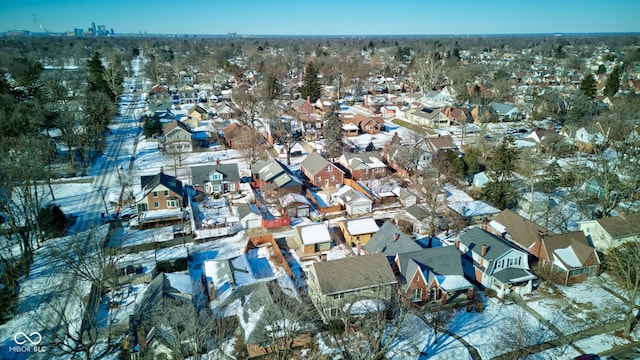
[553,246,582,270]
[344,217,379,235]
[164,273,194,295]
[436,274,473,292]
[299,223,332,245]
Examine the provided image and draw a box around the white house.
[579,214,640,251]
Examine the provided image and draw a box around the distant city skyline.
[2,0,639,36]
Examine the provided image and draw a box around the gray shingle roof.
[397,246,468,292]
[312,253,397,296]
[191,163,241,186]
[300,152,332,176]
[363,221,423,256]
[459,227,516,259]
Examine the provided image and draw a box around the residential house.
[447,199,500,224]
[279,193,311,218]
[335,185,373,215]
[441,106,472,125]
[579,214,640,251]
[396,246,474,306]
[339,152,387,180]
[300,152,345,188]
[136,171,185,213]
[457,227,536,299]
[518,191,551,215]
[405,204,432,234]
[215,102,235,120]
[307,253,398,322]
[392,187,418,207]
[567,123,608,153]
[293,223,333,255]
[406,107,451,128]
[420,135,459,162]
[163,120,193,154]
[533,231,601,285]
[213,280,314,358]
[363,221,423,259]
[338,217,380,248]
[292,97,315,119]
[488,102,520,120]
[184,104,208,128]
[487,209,551,255]
[251,157,303,194]
[222,122,250,149]
[237,203,263,229]
[190,162,241,194]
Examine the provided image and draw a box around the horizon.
[1,0,639,37]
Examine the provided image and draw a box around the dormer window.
[326,166,332,172]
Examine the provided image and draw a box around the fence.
[306,189,342,214]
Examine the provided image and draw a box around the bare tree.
[493,307,540,359]
[235,126,269,165]
[606,241,640,336]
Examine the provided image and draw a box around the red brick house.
[292,97,315,119]
[338,152,387,180]
[136,171,185,213]
[300,152,345,188]
[395,246,474,306]
[532,231,601,285]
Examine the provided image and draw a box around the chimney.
[136,326,147,351]
[320,253,327,261]
[454,239,460,249]
[356,240,362,256]
[393,233,400,242]
[160,166,164,174]
[216,158,221,166]
[480,244,487,256]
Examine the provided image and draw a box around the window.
[333,293,345,300]
[326,166,332,172]
[153,201,159,208]
[164,190,169,196]
[411,288,423,302]
[167,199,178,208]
[330,175,335,181]
[316,122,322,129]
[375,168,385,173]
[317,176,321,183]
[330,308,339,318]
[152,191,158,198]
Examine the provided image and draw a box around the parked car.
[574,354,600,360]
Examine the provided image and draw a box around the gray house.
[363,221,423,258]
[191,162,241,194]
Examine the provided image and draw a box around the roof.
[406,204,429,221]
[252,158,303,189]
[397,246,472,292]
[163,120,191,135]
[492,267,536,284]
[237,203,261,219]
[296,223,332,245]
[300,152,333,176]
[336,186,372,206]
[448,200,500,218]
[339,152,386,171]
[140,172,184,199]
[423,135,458,153]
[543,231,599,270]
[491,209,551,251]
[280,193,311,208]
[595,214,640,239]
[363,221,423,256]
[191,163,241,186]
[459,227,521,259]
[311,253,397,296]
[342,217,379,236]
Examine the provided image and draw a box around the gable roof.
[340,152,386,171]
[191,163,241,186]
[311,253,397,296]
[295,223,332,245]
[406,204,429,221]
[237,203,261,220]
[251,157,304,189]
[301,152,337,176]
[363,221,422,255]
[595,214,640,239]
[397,246,472,292]
[423,135,458,154]
[342,217,379,236]
[140,172,184,198]
[542,231,600,270]
[163,120,191,135]
[459,227,520,259]
[491,209,552,252]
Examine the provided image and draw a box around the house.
[533,231,601,285]
[488,209,551,255]
[579,214,640,251]
[293,223,333,255]
[335,185,373,215]
[488,102,520,120]
[457,227,536,299]
[447,199,500,224]
[406,107,451,128]
[188,104,208,122]
[518,191,551,215]
[338,152,387,180]
[307,253,398,322]
[251,157,303,194]
[136,171,185,213]
[363,221,423,258]
[420,135,459,162]
[300,152,345,188]
[222,122,251,149]
[213,280,314,358]
[292,97,315,118]
[237,203,263,229]
[190,162,241,194]
[279,193,311,218]
[338,217,380,248]
[215,102,235,120]
[405,204,434,234]
[163,120,193,154]
[441,106,472,124]
[395,246,474,306]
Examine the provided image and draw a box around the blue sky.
[2,0,639,35]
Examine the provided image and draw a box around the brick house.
[300,152,345,188]
[339,152,387,180]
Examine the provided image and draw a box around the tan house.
[579,214,640,251]
[338,217,380,248]
[293,223,332,255]
[307,253,398,322]
[136,171,185,213]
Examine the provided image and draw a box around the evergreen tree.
[604,66,621,97]
[482,136,520,209]
[87,51,115,101]
[323,102,344,159]
[579,73,597,99]
[300,61,322,103]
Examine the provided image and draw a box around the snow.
[436,275,473,292]
[113,225,175,247]
[345,217,379,235]
[345,299,385,315]
[553,246,582,269]
[299,223,331,245]
[165,273,194,294]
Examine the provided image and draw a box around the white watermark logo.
[9,331,47,353]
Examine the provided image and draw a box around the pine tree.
[579,73,597,99]
[87,51,115,101]
[604,66,621,97]
[323,102,344,159]
[300,61,322,103]
[483,136,520,209]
